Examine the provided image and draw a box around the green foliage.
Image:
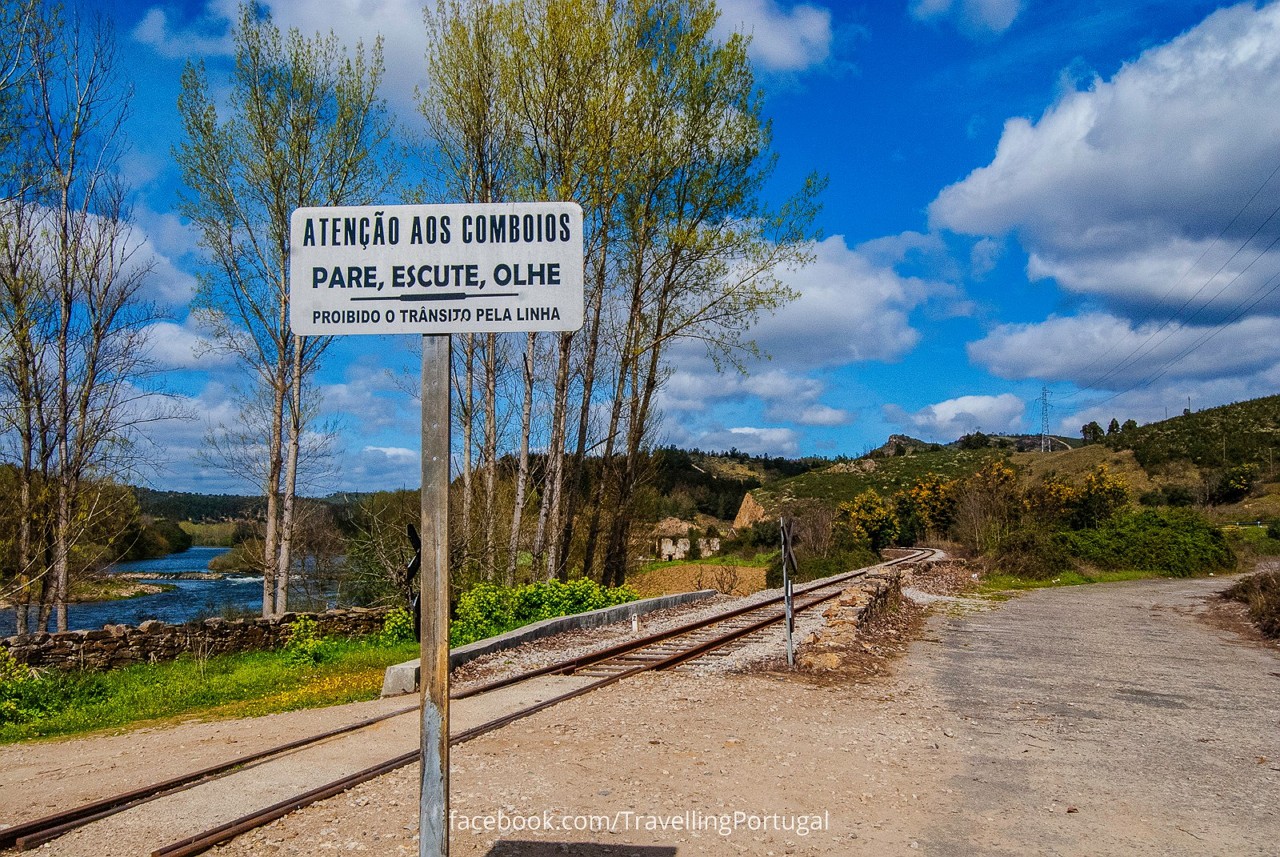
[1222,569,1280,638]
[751,448,1002,509]
[1138,485,1197,507]
[764,546,880,588]
[281,616,334,667]
[1069,464,1130,529]
[991,527,1074,580]
[113,517,194,561]
[722,520,780,555]
[1081,421,1104,443]
[380,607,416,645]
[839,490,899,551]
[450,579,639,647]
[134,488,263,524]
[1268,519,1280,540]
[1210,464,1258,505]
[1104,393,1280,470]
[0,634,421,743]
[1061,509,1235,577]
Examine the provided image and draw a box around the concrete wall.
[381,589,718,696]
[1,607,392,672]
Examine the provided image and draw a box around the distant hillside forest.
[1095,394,1280,470]
[134,488,264,523]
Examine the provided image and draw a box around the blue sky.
[105,0,1280,492]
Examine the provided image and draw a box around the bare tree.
[0,4,167,632]
[176,2,395,617]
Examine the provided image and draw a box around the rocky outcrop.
[732,491,768,529]
[1,607,393,672]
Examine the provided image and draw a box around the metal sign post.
[288,202,583,857]
[780,517,795,668]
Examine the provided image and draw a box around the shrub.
[1210,464,1258,505]
[450,579,639,647]
[765,545,880,588]
[1223,569,1280,638]
[282,616,334,667]
[380,607,416,645]
[1062,509,1235,577]
[991,527,1073,580]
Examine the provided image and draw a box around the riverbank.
[0,576,177,609]
[0,547,239,637]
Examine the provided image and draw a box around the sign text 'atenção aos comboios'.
[289,201,584,336]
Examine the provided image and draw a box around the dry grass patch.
[629,563,766,597]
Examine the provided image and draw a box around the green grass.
[0,635,419,744]
[635,552,774,574]
[178,521,238,547]
[979,567,1178,593]
[752,447,1003,506]
[1224,525,1280,557]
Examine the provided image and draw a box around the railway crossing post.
[780,517,796,667]
[289,202,583,857]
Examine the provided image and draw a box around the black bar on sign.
[350,292,520,302]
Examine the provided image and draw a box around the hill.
[134,488,263,522]
[1102,394,1280,472]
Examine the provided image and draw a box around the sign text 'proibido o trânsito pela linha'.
[289,201,584,336]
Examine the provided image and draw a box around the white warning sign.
[289,202,584,335]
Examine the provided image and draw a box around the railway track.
[2,548,934,856]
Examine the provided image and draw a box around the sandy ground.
[3,571,1278,856]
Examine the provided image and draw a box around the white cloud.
[749,235,945,370]
[695,426,800,456]
[930,2,1280,317]
[714,0,834,71]
[884,393,1025,440]
[910,0,1024,37]
[131,2,238,58]
[134,1,428,115]
[657,364,852,427]
[143,320,233,371]
[969,312,1280,389]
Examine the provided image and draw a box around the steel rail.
[1,704,418,851]
[151,548,934,857]
[451,552,920,700]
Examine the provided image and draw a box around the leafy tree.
[1107,418,1120,436]
[1023,474,1079,524]
[176,3,394,616]
[1210,463,1257,505]
[1121,419,1138,432]
[839,490,899,552]
[905,473,957,540]
[422,0,822,586]
[952,459,1021,553]
[1070,464,1129,529]
[1081,421,1104,444]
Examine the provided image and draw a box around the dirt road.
[3,575,1276,856]
[910,576,1279,856]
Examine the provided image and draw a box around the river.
[0,547,269,638]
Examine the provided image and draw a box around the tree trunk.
[506,333,536,586]
[537,332,573,579]
[460,333,475,574]
[276,337,306,615]
[260,367,287,618]
[483,332,498,577]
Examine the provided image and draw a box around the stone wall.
[797,571,902,670]
[0,607,393,672]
